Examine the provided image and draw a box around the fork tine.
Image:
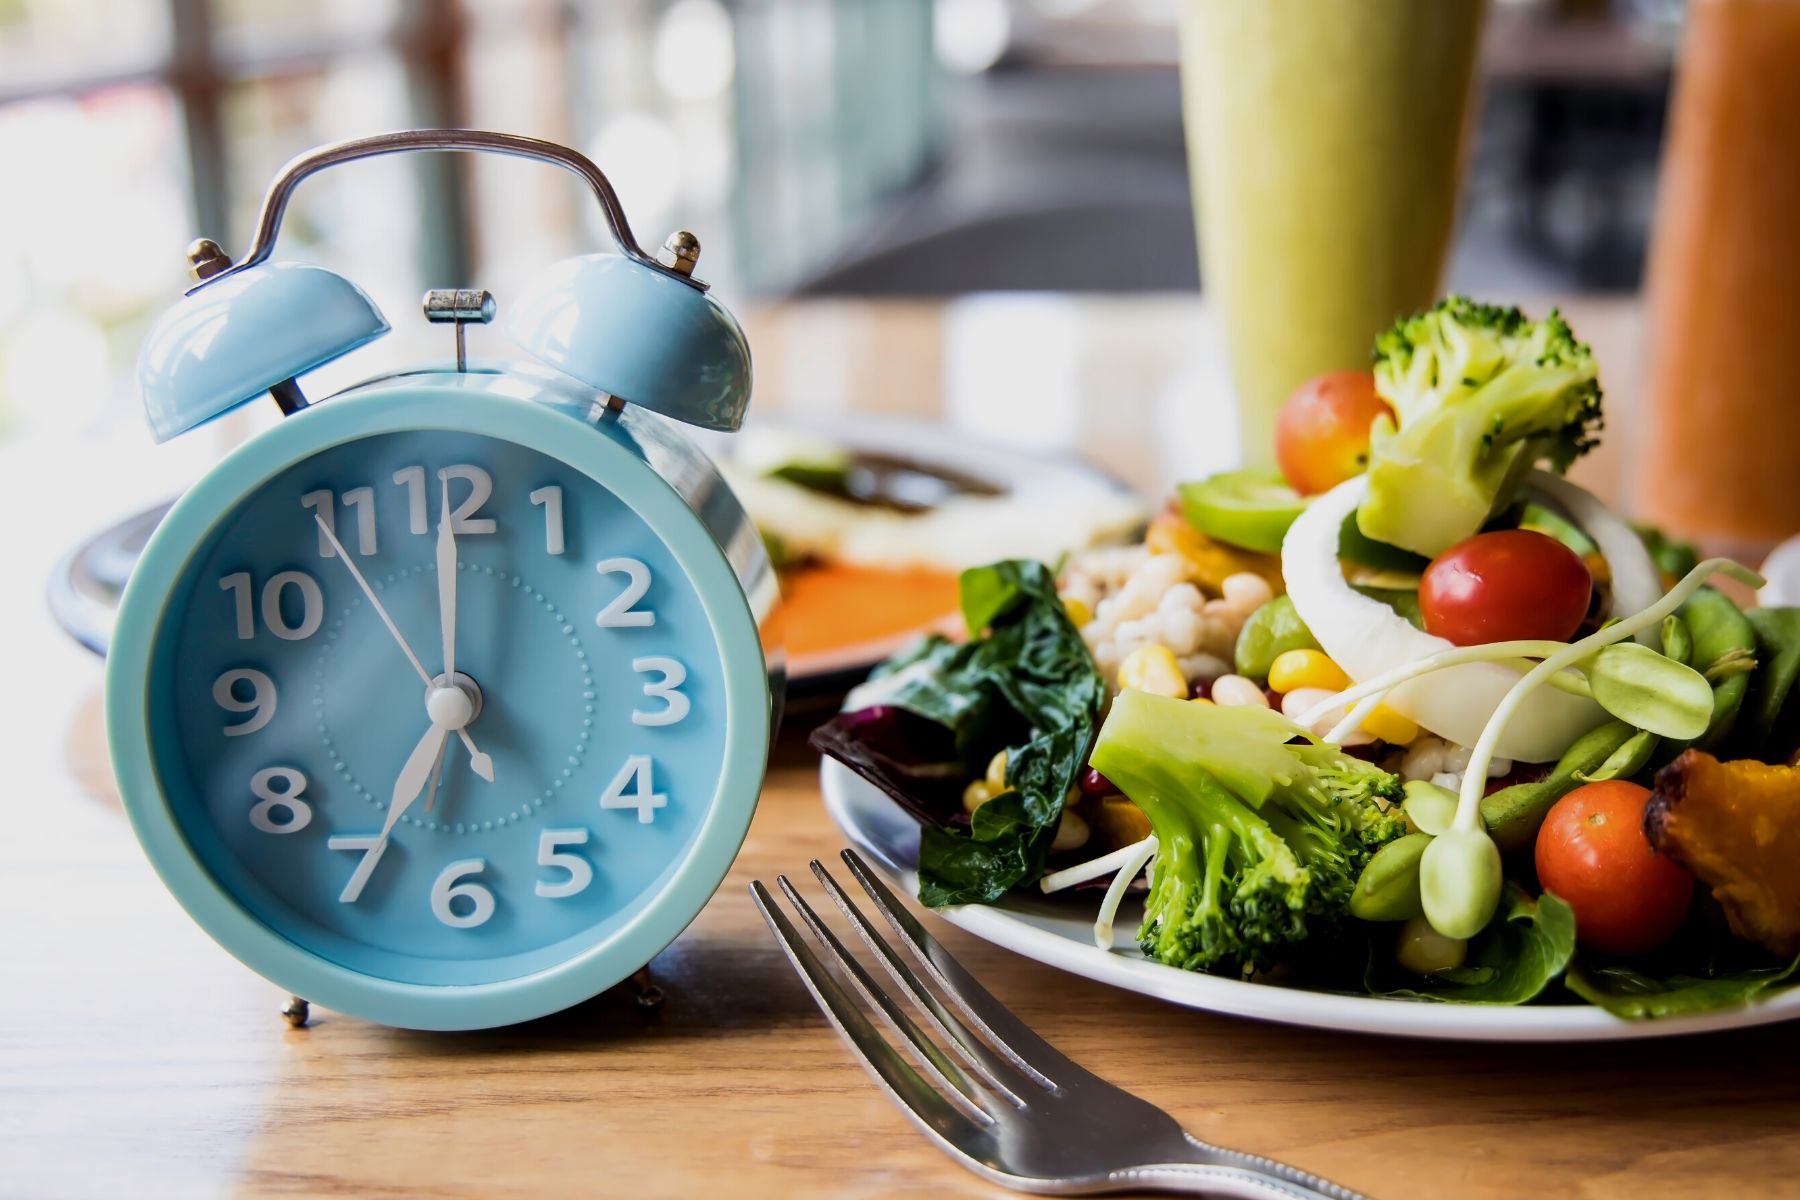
[839,848,1090,1090]
[809,858,1053,1098]
[749,881,988,1144]
[773,874,1010,1120]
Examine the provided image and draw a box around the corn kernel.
[1210,673,1270,708]
[1267,649,1350,695]
[962,780,994,814]
[1361,703,1420,746]
[1062,596,1093,628]
[1116,644,1189,698]
[985,749,1009,791]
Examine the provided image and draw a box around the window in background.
[0,0,946,445]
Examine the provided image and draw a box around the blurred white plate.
[821,758,1800,1042]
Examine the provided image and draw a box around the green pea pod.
[1480,720,1636,851]
[1661,613,1693,667]
[1573,728,1658,784]
[1232,595,1320,682]
[1350,833,1431,922]
[1678,587,1756,750]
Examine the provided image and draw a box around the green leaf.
[1738,607,1800,759]
[1369,888,1576,1005]
[1635,522,1701,581]
[1351,585,1426,629]
[1582,642,1715,740]
[1565,956,1800,1019]
[1338,512,1432,574]
[896,561,1107,906]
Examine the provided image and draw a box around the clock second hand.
[313,513,494,781]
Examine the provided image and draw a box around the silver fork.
[751,849,1370,1200]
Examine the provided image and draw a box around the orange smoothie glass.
[1636,0,1800,552]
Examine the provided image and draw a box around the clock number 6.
[632,656,690,726]
[431,859,496,928]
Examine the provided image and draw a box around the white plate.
[820,758,1800,1042]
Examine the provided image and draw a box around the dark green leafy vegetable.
[1337,513,1431,574]
[1635,523,1701,581]
[1368,888,1576,1005]
[1565,956,1799,1019]
[1232,595,1320,681]
[1736,607,1800,761]
[812,560,1105,908]
[1676,587,1756,750]
[1351,585,1426,629]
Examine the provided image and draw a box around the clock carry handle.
[192,129,706,293]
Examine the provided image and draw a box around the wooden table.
[6,296,1798,1200]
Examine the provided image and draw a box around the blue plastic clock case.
[107,131,781,1031]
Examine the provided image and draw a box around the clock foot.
[280,996,312,1028]
[626,968,665,1012]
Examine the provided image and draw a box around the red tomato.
[1274,371,1393,495]
[1420,529,1592,646]
[1535,780,1693,956]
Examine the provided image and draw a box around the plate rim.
[820,758,1800,1043]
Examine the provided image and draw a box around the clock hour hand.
[381,722,449,842]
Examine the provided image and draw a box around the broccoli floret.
[1089,691,1407,976]
[1357,295,1603,557]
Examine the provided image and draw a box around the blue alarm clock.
[106,130,780,1031]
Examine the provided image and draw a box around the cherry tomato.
[1535,780,1693,956]
[1420,529,1592,646]
[1274,371,1393,495]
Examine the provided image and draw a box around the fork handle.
[1106,1162,1367,1200]
[1106,1136,1370,1200]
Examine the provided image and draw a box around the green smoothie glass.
[1181,0,1487,466]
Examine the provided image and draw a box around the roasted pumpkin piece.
[1646,750,1800,955]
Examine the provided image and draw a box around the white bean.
[1221,572,1274,613]
[1210,674,1269,708]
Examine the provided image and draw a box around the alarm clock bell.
[136,128,752,443]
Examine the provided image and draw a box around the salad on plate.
[813,296,1800,1019]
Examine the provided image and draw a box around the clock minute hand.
[314,513,431,686]
[437,480,457,679]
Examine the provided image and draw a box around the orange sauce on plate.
[780,563,962,662]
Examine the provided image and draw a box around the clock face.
[146,427,730,988]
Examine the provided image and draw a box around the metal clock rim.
[105,386,770,1030]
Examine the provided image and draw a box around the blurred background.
[0,0,1683,451]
